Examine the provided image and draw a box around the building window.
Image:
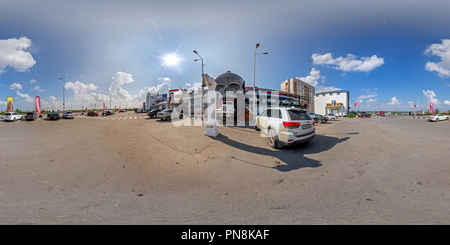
[322,94,325,96]
[337,92,340,95]
[330,93,333,96]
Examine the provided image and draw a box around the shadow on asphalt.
[213,132,350,172]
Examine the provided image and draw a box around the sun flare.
[164,55,179,66]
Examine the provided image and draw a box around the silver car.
[325,113,337,121]
[4,112,22,122]
[62,111,75,119]
[157,109,173,121]
[255,107,315,148]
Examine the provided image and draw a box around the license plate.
[302,124,311,129]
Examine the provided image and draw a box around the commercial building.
[280,78,315,112]
[314,90,350,116]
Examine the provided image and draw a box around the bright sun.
[164,55,179,66]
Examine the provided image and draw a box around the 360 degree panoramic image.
[2,0,450,231]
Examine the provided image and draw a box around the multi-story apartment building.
[280,78,316,112]
[314,90,350,116]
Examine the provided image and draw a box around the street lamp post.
[193,50,205,121]
[414,84,420,117]
[60,78,65,112]
[33,90,36,112]
[253,43,268,118]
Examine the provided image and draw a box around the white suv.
[325,113,337,121]
[255,107,315,148]
[4,112,22,122]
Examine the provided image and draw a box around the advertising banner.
[102,102,106,112]
[6,97,13,112]
[35,96,41,114]
[429,102,434,114]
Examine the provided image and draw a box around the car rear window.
[27,112,34,115]
[287,110,311,120]
[5,113,11,115]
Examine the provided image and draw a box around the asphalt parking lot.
[1,112,450,224]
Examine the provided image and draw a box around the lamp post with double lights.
[60,77,65,112]
[414,84,420,117]
[253,43,268,118]
[193,50,205,121]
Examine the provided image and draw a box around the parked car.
[24,112,38,121]
[102,110,114,116]
[147,109,161,118]
[63,111,75,119]
[325,113,337,121]
[312,114,328,124]
[157,109,173,121]
[49,111,61,120]
[255,107,315,149]
[87,111,99,116]
[4,112,22,122]
[428,114,449,122]
[118,109,126,113]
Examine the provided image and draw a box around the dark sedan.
[87,111,99,116]
[147,109,161,118]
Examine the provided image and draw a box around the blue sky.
[1,0,450,112]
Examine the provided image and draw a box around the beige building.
[280,78,315,112]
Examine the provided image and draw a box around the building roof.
[315,90,349,95]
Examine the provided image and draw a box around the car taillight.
[282,121,301,128]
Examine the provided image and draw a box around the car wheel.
[268,129,282,149]
[254,125,260,131]
[437,118,439,122]
[167,116,171,121]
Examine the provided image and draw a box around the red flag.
[35,96,41,114]
[354,101,360,107]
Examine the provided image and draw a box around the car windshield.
[288,110,311,120]
[66,112,73,114]
[27,112,34,115]
[5,113,11,115]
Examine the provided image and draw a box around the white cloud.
[16,90,33,103]
[296,68,324,87]
[0,37,36,73]
[65,81,98,94]
[312,53,384,72]
[424,39,450,78]
[387,97,401,105]
[367,98,378,103]
[315,85,342,93]
[10,83,22,90]
[137,78,172,101]
[41,96,59,110]
[30,79,36,83]
[109,71,134,101]
[444,100,450,105]
[422,90,440,105]
[357,92,378,100]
